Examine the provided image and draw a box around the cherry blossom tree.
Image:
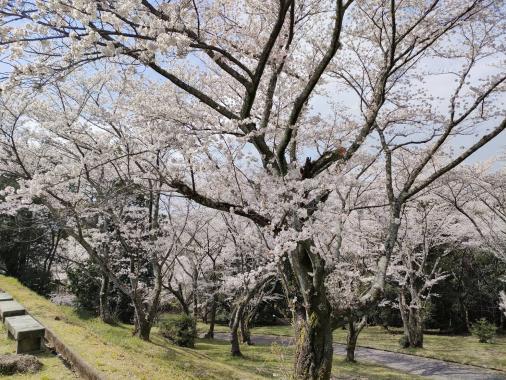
[390,199,460,348]
[1,1,505,378]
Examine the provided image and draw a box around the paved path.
[213,333,506,379]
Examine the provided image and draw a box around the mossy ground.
[0,275,422,379]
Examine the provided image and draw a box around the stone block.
[0,301,25,322]
[5,315,45,354]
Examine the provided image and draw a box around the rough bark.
[99,272,114,324]
[165,281,191,315]
[345,316,366,362]
[132,300,150,341]
[406,309,423,348]
[283,240,333,380]
[399,291,423,348]
[293,307,333,380]
[131,261,163,341]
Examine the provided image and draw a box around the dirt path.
[212,332,506,379]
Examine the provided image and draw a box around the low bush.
[470,318,496,343]
[159,313,197,348]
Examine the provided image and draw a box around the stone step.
[0,292,13,302]
[0,300,26,322]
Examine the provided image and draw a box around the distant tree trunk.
[229,276,273,357]
[399,291,423,348]
[407,308,423,348]
[192,267,199,320]
[165,281,191,316]
[204,296,217,339]
[459,295,471,333]
[202,305,208,324]
[132,300,151,341]
[240,314,252,345]
[135,317,152,341]
[229,306,243,356]
[399,290,409,339]
[131,261,163,341]
[345,315,366,362]
[99,272,114,324]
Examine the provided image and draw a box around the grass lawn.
[0,275,419,379]
[197,322,506,371]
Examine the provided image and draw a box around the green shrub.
[159,314,197,348]
[470,318,496,343]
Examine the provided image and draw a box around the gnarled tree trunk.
[293,306,333,380]
[282,239,334,380]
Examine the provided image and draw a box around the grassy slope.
[0,275,418,380]
[197,322,506,371]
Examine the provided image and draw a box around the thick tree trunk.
[278,238,334,380]
[99,273,114,324]
[204,296,217,339]
[293,307,333,380]
[406,308,423,348]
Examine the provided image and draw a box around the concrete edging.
[44,327,106,380]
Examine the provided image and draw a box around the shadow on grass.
[72,308,96,321]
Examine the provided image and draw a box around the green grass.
[198,322,506,371]
[0,275,419,379]
[332,327,506,371]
